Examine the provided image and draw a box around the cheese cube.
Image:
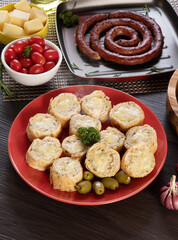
[3,23,25,36]
[14,0,31,13]
[0,10,10,31]
[24,18,43,35]
[10,9,30,28]
[9,11,13,17]
[30,7,47,25]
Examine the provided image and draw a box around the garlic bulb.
[160,175,178,210]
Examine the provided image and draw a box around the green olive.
[102,177,119,190]
[93,181,105,195]
[77,180,92,194]
[115,171,131,185]
[83,171,94,181]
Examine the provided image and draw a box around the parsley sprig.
[58,11,79,28]
[77,127,101,146]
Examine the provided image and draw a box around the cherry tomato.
[19,57,33,69]
[5,48,17,64]
[8,43,15,50]
[28,36,45,46]
[31,52,46,65]
[43,49,59,62]
[20,68,28,74]
[13,39,29,54]
[29,64,44,74]
[10,59,22,72]
[43,45,51,52]
[30,43,43,54]
[44,61,56,72]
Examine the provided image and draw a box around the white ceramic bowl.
[1,38,62,86]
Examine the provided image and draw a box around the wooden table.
[0,90,178,240]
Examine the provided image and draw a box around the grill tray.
[56,0,178,81]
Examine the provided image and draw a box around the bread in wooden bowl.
[69,114,102,136]
[166,69,178,135]
[99,126,125,152]
[48,93,81,128]
[26,136,63,171]
[124,124,158,153]
[85,142,120,178]
[121,142,155,178]
[49,157,83,191]
[109,101,145,132]
[26,113,62,142]
[80,90,112,123]
[62,134,89,161]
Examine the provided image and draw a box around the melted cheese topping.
[127,125,155,145]
[53,158,81,177]
[113,105,140,122]
[70,114,101,134]
[99,127,125,150]
[122,143,155,177]
[124,125,157,154]
[30,137,61,161]
[84,97,104,118]
[29,113,60,133]
[85,143,120,177]
[62,135,87,154]
[101,131,119,144]
[91,149,112,173]
[50,93,80,117]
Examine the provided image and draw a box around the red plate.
[8,85,167,205]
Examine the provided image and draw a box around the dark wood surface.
[0,89,178,240]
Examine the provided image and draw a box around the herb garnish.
[77,127,101,146]
[58,11,78,28]
[143,4,150,15]
[146,66,168,74]
[85,70,99,77]
[0,60,15,97]
[71,63,82,70]
[113,73,121,77]
[23,46,32,58]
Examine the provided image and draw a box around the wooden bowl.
[166,69,178,135]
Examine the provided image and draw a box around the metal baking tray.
[56,0,178,81]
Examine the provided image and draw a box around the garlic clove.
[160,189,169,207]
[160,185,168,193]
[164,192,174,210]
[172,192,178,210]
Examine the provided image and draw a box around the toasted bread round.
[99,126,125,152]
[49,157,83,191]
[81,90,112,123]
[26,113,62,142]
[26,136,63,171]
[121,142,155,178]
[48,93,81,128]
[69,114,102,136]
[124,124,158,153]
[62,135,89,161]
[109,101,145,132]
[85,143,120,178]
